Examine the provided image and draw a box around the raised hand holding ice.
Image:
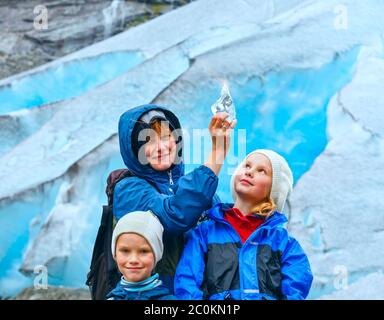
[204,112,237,176]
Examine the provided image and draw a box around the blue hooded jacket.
[114,104,220,291]
[174,203,313,300]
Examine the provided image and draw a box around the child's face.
[234,153,272,204]
[144,125,177,171]
[115,233,155,282]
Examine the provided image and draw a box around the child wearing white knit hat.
[107,211,175,300]
[230,149,294,216]
[175,149,313,300]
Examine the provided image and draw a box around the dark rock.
[13,286,91,300]
[0,0,152,80]
[0,0,196,80]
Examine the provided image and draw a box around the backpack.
[86,168,133,300]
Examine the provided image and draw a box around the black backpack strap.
[87,169,132,269]
[85,204,110,286]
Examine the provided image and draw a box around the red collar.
[224,207,265,243]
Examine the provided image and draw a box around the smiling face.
[234,153,273,205]
[115,233,155,283]
[144,121,177,171]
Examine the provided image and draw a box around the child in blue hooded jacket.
[114,104,236,292]
[174,149,313,300]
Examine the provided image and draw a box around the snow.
[0,0,384,298]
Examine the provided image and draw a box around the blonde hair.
[251,197,276,218]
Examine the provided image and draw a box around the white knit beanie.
[230,149,293,213]
[111,210,164,265]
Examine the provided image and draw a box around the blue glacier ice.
[183,47,360,203]
[0,47,360,297]
[0,51,144,115]
[1,0,383,300]
[0,149,126,297]
[0,180,61,296]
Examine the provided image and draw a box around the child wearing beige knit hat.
[107,211,175,300]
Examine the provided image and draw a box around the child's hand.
[208,112,237,156]
[204,112,237,175]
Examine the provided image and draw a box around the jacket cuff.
[199,164,218,179]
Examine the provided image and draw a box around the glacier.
[0,0,383,299]
[0,51,144,115]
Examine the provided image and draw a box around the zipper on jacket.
[212,210,272,299]
[168,170,174,186]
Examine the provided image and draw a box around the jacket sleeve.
[174,226,207,300]
[113,165,218,234]
[280,236,313,300]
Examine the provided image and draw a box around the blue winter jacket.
[174,203,313,300]
[106,283,175,300]
[114,104,220,292]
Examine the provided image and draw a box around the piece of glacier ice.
[210,83,236,122]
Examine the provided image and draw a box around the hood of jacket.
[118,104,184,191]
